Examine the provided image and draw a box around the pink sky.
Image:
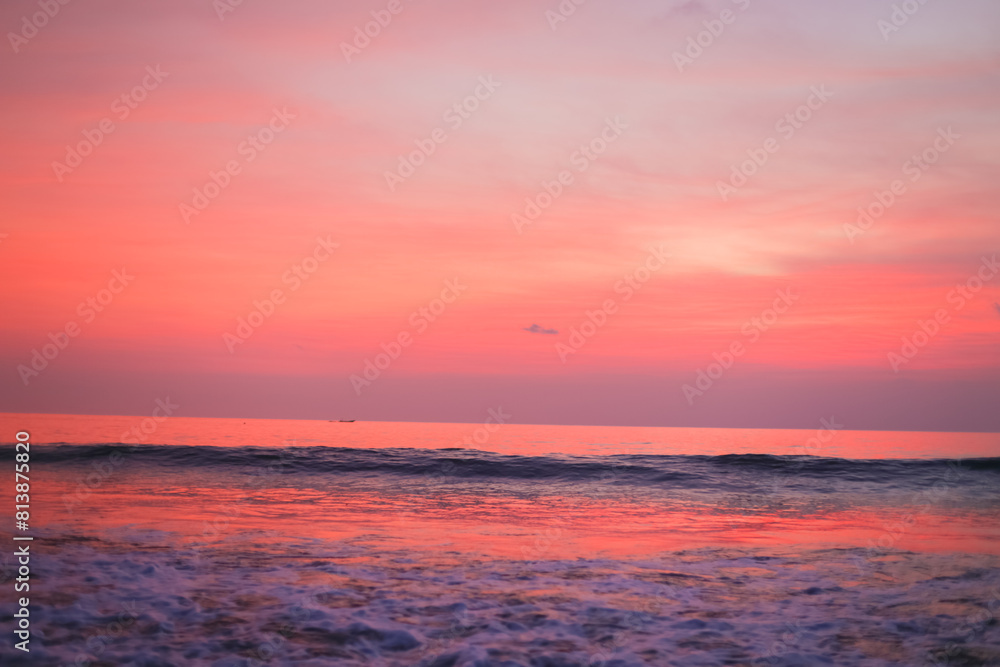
[1,0,998,429]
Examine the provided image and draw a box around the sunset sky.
[1,0,998,430]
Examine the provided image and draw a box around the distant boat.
[331,419,355,422]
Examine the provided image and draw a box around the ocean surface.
[1,414,999,666]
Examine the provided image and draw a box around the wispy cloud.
[524,324,558,335]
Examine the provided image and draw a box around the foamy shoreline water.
[2,538,999,666]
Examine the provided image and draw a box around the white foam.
[3,539,998,666]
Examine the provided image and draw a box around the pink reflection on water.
[4,412,1000,458]
[31,468,1000,562]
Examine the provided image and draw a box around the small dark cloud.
[524,324,558,335]
[994,302,1000,317]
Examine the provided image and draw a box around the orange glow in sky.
[1,0,998,429]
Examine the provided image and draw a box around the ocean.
[1,414,999,666]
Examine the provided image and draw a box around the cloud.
[524,324,558,335]
[994,303,1000,317]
